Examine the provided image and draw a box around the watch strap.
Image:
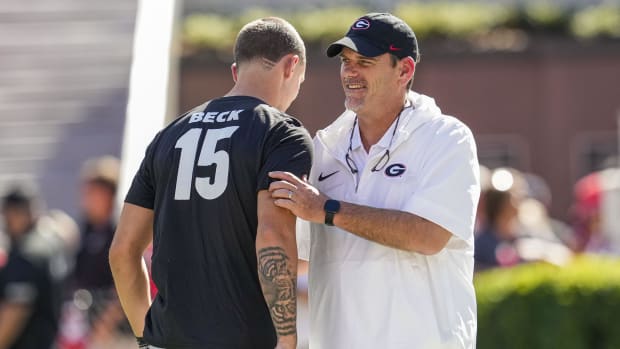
[325,210,336,226]
[324,199,340,226]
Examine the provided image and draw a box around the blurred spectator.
[72,156,119,291]
[474,165,491,235]
[61,155,128,348]
[475,168,572,271]
[572,167,620,254]
[572,171,606,253]
[475,170,524,270]
[0,185,67,349]
[515,198,573,266]
[520,172,576,250]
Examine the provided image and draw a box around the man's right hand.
[268,171,327,224]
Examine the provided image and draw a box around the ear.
[283,54,300,79]
[231,62,238,82]
[399,57,415,87]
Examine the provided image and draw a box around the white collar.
[350,122,363,151]
[351,110,407,153]
[317,91,443,159]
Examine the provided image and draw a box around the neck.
[226,66,283,110]
[9,223,35,242]
[89,215,111,228]
[357,97,406,151]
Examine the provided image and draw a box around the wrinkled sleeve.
[256,119,313,191]
[125,134,160,209]
[1,257,39,305]
[403,124,480,241]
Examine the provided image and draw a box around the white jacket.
[298,91,480,349]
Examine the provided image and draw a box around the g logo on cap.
[352,18,370,30]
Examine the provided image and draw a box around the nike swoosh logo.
[318,171,339,182]
[389,44,402,51]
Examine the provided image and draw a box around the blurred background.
[0,0,619,348]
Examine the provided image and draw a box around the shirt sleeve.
[1,256,39,305]
[125,134,160,209]
[256,118,313,191]
[403,123,481,242]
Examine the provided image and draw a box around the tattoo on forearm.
[257,246,297,336]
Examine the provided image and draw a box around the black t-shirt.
[0,233,62,349]
[125,96,313,348]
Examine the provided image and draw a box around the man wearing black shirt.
[110,17,312,349]
[0,187,63,349]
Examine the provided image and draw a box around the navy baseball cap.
[327,13,419,62]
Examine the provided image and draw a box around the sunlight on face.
[339,48,400,115]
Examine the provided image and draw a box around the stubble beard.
[344,95,364,112]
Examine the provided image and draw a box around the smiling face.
[339,47,404,116]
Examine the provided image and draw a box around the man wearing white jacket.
[270,12,480,349]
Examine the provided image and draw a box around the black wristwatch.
[323,199,341,226]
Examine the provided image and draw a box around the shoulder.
[416,115,477,159]
[256,104,306,129]
[425,113,474,138]
[255,106,311,143]
[406,91,475,140]
[4,244,40,278]
[403,108,478,170]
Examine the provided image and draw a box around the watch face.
[324,199,340,213]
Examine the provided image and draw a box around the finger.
[273,198,295,211]
[301,174,308,182]
[268,180,297,192]
[272,188,293,200]
[269,171,302,185]
[271,188,296,200]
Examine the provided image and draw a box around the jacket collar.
[316,91,442,159]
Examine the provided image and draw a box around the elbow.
[108,235,138,272]
[413,243,445,256]
[407,219,452,255]
[108,239,123,272]
[256,223,297,259]
[405,235,449,255]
